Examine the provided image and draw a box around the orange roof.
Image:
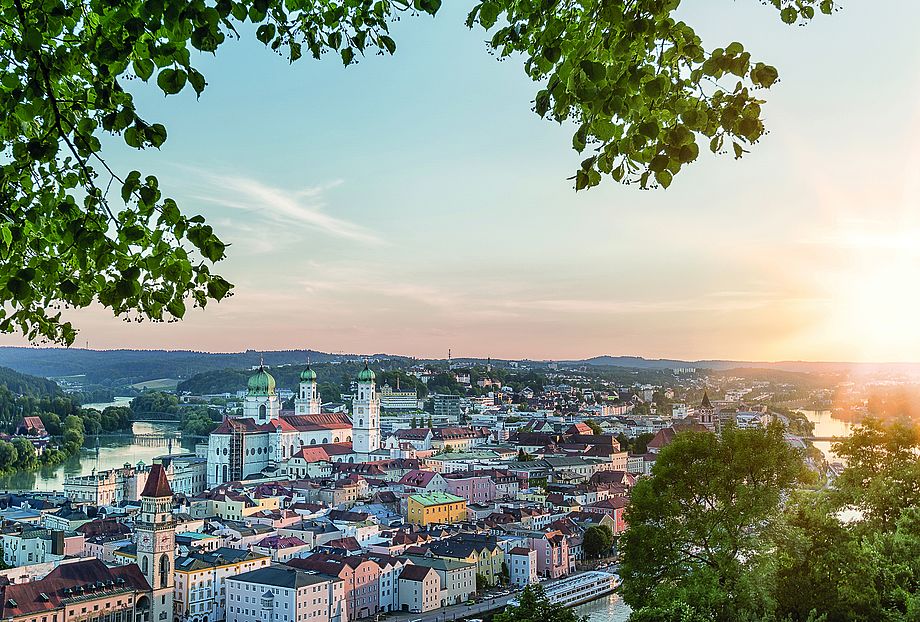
[141,463,173,498]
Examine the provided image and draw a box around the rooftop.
[409,492,466,507]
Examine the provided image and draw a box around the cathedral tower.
[136,463,175,622]
[243,362,280,423]
[352,361,380,456]
[295,363,321,415]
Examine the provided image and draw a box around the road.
[383,593,516,622]
[379,571,611,622]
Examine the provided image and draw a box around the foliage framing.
[0,0,835,345]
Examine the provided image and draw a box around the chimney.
[51,530,65,555]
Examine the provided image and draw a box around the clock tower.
[136,463,175,622]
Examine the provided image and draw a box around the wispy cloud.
[191,174,380,245]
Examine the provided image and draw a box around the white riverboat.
[509,571,620,608]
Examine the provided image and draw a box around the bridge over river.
[130,411,221,423]
[86,431,207,447]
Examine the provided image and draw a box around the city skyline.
[2,1,917,362]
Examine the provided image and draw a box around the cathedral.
[206,362,382,487]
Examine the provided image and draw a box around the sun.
[810,224,920,362]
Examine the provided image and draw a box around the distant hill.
[571,356,920,375]
[0,365,63,397]
[0,347,407,386]
[3,347,918,390]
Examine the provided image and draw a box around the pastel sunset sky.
[5,1,920,362]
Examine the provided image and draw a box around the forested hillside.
[0,348,418,387]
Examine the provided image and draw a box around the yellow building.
[406,492,467,526]
[427,538,505,587]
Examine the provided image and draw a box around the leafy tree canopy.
[582,523,613,558]
[0,0,835,345]
[621,417,920,622]
[620,421,805,622]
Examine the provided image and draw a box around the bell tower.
[136,463,175,622]
[352,361,380,457]
[295,363,321,415]
[697,391,717,431]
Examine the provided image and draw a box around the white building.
[367,555,411,613]
[226,565,347,622]
[208,364,382,487]
[379,382,419,411]
[65,457,206,505]
[174,548,271,622]
[0,528,65,566]
[63,462,148,506]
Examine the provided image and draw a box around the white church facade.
[207,362,383,487]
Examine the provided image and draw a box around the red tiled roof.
[398,469,440,488]
[399,565,434,582]
[281,413,352,431]
[0,559,150,618]
[141,463,173,498]
[293,447,331,462]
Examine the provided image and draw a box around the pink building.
[444,473,497,504]
[289,553,381,620]
[583,497,629,534]
[529,530,573,579]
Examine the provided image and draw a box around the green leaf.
[133,59,155,81]
[649,155,669,173]
[580,61,606,81]
[188,69,206,96]
[22,27,42,51]
[655,169,672,188]
[124,127,143,149]
[780,7,797,24]
[256,24,276,44]
[379,35,396,54]
[478,1,500,28]
[148,124,168,148]
[341,47,355,66]
[167,299,186,318]
[207,277,232,300]
[157,68,188,95]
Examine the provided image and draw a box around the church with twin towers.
[206,361,382,487]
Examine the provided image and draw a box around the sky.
[5,0,920,362]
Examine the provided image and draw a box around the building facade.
[207,364,381,487]
[135,464,176,622]
[226,566,346,622]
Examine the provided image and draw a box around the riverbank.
[0,422,195,492]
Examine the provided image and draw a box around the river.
[574,593,630,622]
[799,409,853,461]
[0,422,196,493]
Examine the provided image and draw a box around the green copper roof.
[357,362,375,383]
[248,366,276,396]
[300,365,317,382]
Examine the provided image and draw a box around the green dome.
[300,365,317,382]
[248,366,276,396]
[357,362,375,383]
